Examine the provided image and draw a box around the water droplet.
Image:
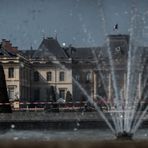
[11,124,15,129]
[62,42,66,46]
[20,62,24,68]
[73,128,78,131]
[115,12,119,16]
[13,137,18,140]
[72,37,76,41]
[34,40,37,44]
[69,10,73,16]
[67,137,72,140]
[124,11,128,15]
[77,122,80,127]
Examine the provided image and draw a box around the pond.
[0,129,148,141]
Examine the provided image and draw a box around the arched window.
[47,71,52,81]
[86,72,91,81]
[59,72,64,81]
[75,74,80,81]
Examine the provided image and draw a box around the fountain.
[39,35,148,141]
[29,0,148,141]
[84,0,148,140]
[116,131,133,140]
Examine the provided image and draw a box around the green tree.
[66,91,72,102]
[50,86,56,102]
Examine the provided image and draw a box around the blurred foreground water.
[0,129,147,141]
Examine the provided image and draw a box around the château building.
[0,34,147,103]
[0,39,31,101]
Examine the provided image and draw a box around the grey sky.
[0,0,148,49]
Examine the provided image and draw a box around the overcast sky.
[0,0,148,49]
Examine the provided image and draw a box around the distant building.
[0,34,147,103]
[0,39,31,101]
[23,37,72,102]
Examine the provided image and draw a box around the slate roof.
[20,49,36,59]
[66,46,109,63]
[71,47,95,59]
[32,37,67,60]
[64,46,104,60]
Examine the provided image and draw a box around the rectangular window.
[33,88,40,101]
[34,71,39,81]
[75,74,80,81]
[8,67,14,78]
[47,72,52,81]
[8,87,15,99]
[59,72,64,81]
[59,89,65,99]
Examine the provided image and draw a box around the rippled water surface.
[0,129,147,141]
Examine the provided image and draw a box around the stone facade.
[0,34,147,103]
[30,60,72,101]
[0,40,31,101]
